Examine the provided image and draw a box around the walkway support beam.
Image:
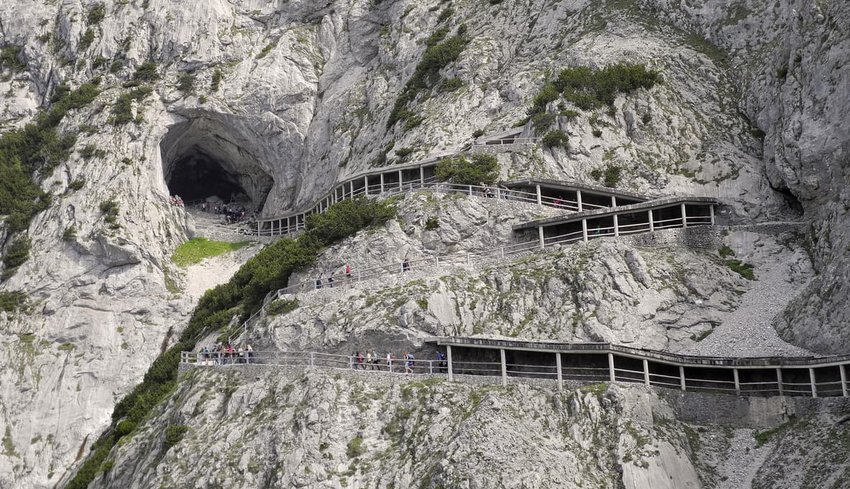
[613,214,620,237]
[710,205,715,225]
[500,349,507,387]
[733,368,740,395]
[776,368,784,396]
[538,227,545,250]
[679,366,686,391]
[581,219,589,242]
[576,190,583,212]
[446,345,453,382]
[841,364,848,397]
[536,185,542,206]
[643,359,650,386]
[556,353,563,391]
[380,173,385,193]
[611,195,617,208]
[648,210,655,232]
[420,166,425,185]
[681,202,688,228]
[810,368,818,398]
[608,353,615,382]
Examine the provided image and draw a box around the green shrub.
[590,165,622,187]
[109,59,123,73]
[2,236,31,280]
[437,6,455,23]
[177,72,195,94]
[88,4,106,25]
[424,216,440,230]
[718,245,735,258]
[305,197,396,247]
[530,112,556,134]
[346,436,365,458]
[387,30,469,129]
[0,291,27,312]
[100,199,120,228]
[79,28,96,50]
[541,130,569,149]
[257,41,276,59]
[425,27,450,47]
[266,298,299,316]
[439,77,464,92]
[472,129,485,138]
[68,178,86,191]
[111,86,153,125]
[776,65,788,79]
[62,226,77,241]
[0,45,26,72]
[0,81,99,234]
[435,153,499,185]
[133,61,160,82]
[395,147,414,160]
[725,259,755,280]
[163,425,189,450]
[527,82,559,117]
[591,128,603,137]
[79,144,105,159]
[210,69,223,91]
[403,115,424,131]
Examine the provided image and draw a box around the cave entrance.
[160,115,274,213]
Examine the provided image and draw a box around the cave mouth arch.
[160,115,274,213]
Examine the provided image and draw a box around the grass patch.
[718,245,734,258]
[754,418,796,448]
[0,291,27,312]
[177,72,195,95]
[725,259,755,280]
[110,86,153,125]
[171,238,248,267]
[163,425,189,451]
[346,436,365,458]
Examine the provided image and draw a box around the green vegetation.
[2,236,31,281]
[62,226,77,241]
[111,86,153,125]
[68,178,86,191]
[78,144,105,160]
[435,153,499,185]
[472,129,485,138]
[67,197,398,489]
[132,61,160,82]
[210,69,223,91]
[527,63,660,118]
[163,425,189,450]
[590,165,622,187]
[266,298,299,316]
[395,147,414,160]
[304,197,396,245]
[257,41,276,59]
[437,6,455,23]
[0,45,26,72]
[439,77,464,93]
[177,72,195,94]
[424,216,440,230]
[346,436,365,458]
[541,129,569,150]
[387,28,469,129]
[171,238,248,267]
[725,259,755,280]
[99,199,120,229]
[718,245,734,258]
[754,418,795,448]
[1,80,100,234]
[87,4,106,25]
[0,291,27,312]
[79,28,96,50]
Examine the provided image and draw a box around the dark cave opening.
[167,150,249,204]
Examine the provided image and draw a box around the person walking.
[402,258,410,273]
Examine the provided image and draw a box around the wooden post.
[447,345,453,381]
[419,166,425,185]
[536,184,542,206]
[810,368,818,398]
[776,368,784,396]
[538,226,545,250]
[613,214,620,237]
[643,359,650,386]
[733,369,740,394]
[398,169,403,190]
[608,353,615,382]
[364,176,369,196]
[681,202,688,228]
[576,190,583,212]
[709,205,715,225]
[648,209,655,232]
[380,173,385,193]
[556,353,563,391]
[679,366,686,391]
[841,364,848,397]
[501,349,507,387]
[581,219,588,242]
[611,195,617,208]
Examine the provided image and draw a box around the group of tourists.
[352,350,447,374]
[169,195,185,207]
[314,260,413,289]
[198,342,253,365]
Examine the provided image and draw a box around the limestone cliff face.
[0,0,847,487]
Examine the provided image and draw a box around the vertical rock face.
[0,0,847,487]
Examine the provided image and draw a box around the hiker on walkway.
[372,351,381,370]
[345,263,352,279]
[402,258,410,273]
[356,351,365,369]
[435,351,446,373]
[366,351,373,369]
[405,352,415,374]
[315,275,323,289]
[327,275,335,288]
[245,344,253,364]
